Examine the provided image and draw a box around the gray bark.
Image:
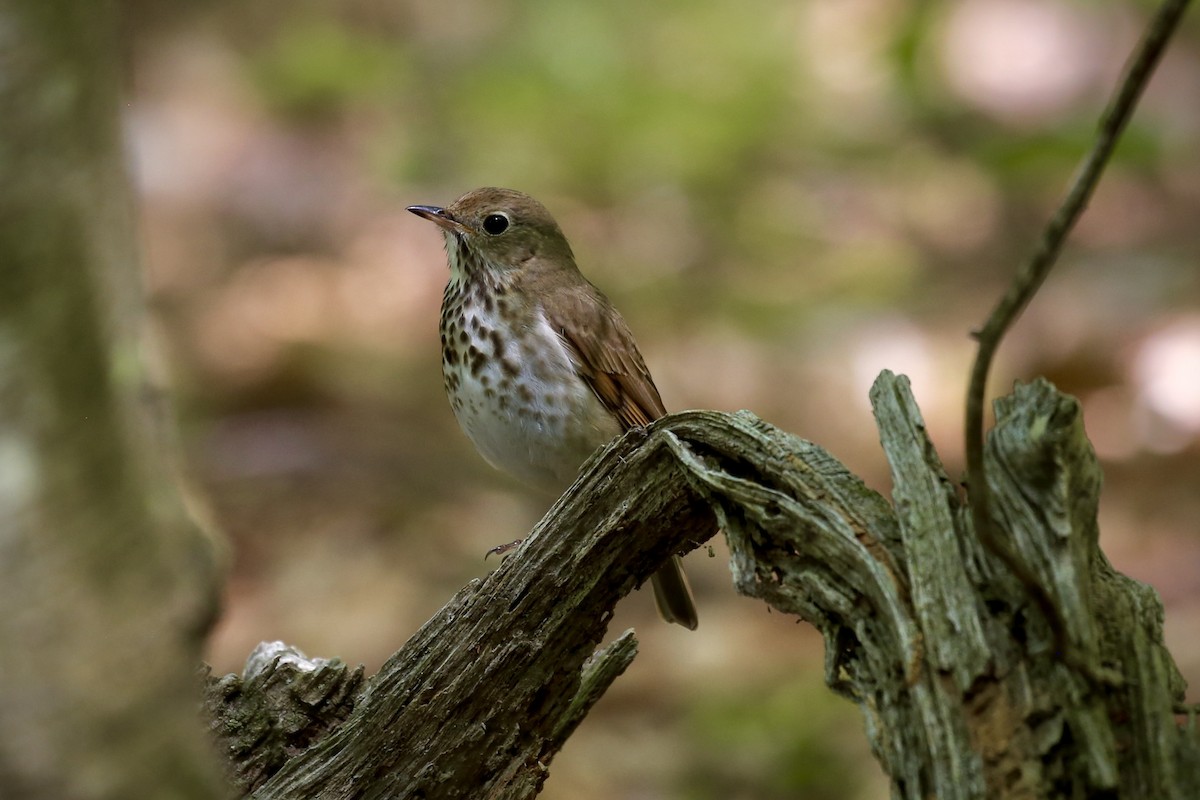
[215,421,720,799]
[206,373,1199,798]
[0,1,224,797]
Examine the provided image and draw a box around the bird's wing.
[543,284,667,431]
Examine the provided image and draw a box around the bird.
[407,187,698,629]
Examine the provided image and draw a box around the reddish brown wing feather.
[543,285,667,431]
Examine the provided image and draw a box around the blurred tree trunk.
[0,1,224,797]
[206,375,1199,799]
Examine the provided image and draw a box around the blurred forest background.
[122,0,1200,797]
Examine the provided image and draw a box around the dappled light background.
[128,1,1200,797]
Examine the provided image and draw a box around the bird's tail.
[651,555,698,630]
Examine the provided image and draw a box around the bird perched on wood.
[408,187,698,629]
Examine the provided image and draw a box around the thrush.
[408,187,698,629]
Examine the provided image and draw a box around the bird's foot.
[484,538,524,559]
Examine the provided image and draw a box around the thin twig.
[964,0,1192,664]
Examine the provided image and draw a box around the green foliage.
[250,16,410,121]
[228,0,1194,326]
[434,0,795,199]
[682,675,867,800]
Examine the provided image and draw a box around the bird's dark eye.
[482,213,510,235]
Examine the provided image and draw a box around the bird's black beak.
[407,204,468,234]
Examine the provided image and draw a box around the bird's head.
[408,187,575,281]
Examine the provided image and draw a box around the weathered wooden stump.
[206,373,1198,799]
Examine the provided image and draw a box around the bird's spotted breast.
[439,278,621,494]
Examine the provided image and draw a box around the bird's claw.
[485,538,524,559]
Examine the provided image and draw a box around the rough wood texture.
[208,372,1198,798]
[682,372,1196,799]
[206,643,366,793]
[222,423,717,799]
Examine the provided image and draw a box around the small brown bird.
[408,187,698,629]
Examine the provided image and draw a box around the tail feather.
[650,555,698,630]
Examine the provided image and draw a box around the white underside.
[447,309,621,495]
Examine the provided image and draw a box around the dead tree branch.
[208,378,1199,797]
[964,0,1192,659]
